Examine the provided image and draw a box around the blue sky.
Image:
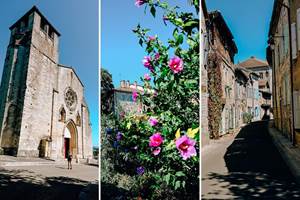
[206,0,274,63]
[101,0,195,87]
[0,0,99,147]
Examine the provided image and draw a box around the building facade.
[113,80,144,117]
[207,11,238,136]
[201,0,210,147]
[267,0,300,145]
[239,56,272,120]
[0,6,93,159]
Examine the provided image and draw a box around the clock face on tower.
[64,87,77,111]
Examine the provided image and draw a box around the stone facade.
[268,0,300,145]
[201,0,209,147]
[208,11,238,136]
[239,56,272,120]
[268,0,294,143]
[0,6,92,160]
[113,80,143,117]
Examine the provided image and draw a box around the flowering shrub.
[109,0,199,199]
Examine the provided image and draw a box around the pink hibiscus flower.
[155,53,160,61]
[144,73,151,81]
[149,133,163,147]
[169,56,184,74]
[148,117,158,126]
[175,135,197,160]
[142,56,154,72]
[132,90,138,102]
[135,0,145,7]
[152,147,161,156]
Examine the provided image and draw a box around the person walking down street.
[67,150,72,170]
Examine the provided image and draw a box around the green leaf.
[183,20,199,29]
[176,34,184,45]
[175,181,181,190]
[139,39,143,47]
[165,173,171,185]
[160,2,168,8]
[175,171,185,177]
[150,6,156,18]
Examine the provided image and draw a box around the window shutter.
[297,8,300,50]
[284,24,289,55]
[293,91,300,129]
[292,23,297,59]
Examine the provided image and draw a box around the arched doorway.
[63,121,77,158]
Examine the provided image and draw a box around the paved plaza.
[0,160,99,200]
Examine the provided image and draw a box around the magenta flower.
[153,90,158,97]
[155,53,160,61]
[135,0,145,7]
[142,56,154,72]
[144,73,151,81]
[148,117,158,126]
[148,36,156,41]
[175,135,197,160]
[149,133,163,147]
[132,90,138,102]
[169,56,184,74]
[152,147,161,156]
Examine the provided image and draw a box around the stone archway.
[63,120,77,158]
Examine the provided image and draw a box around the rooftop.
[239,56,269,69]
[10,6,61,36]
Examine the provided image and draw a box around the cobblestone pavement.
[202,121,300,199]
[0,163,99,200]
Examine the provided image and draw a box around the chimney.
[134,81,137,88]
[120,80,125,88]
[126,80,130,87]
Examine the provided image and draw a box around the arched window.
[59,107,66,122]
[76,112,81,126]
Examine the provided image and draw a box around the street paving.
[0,163,98,200]
[202,121,300,199]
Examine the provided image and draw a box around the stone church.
[0,6,93,160]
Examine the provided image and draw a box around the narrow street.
[202,121,300,199]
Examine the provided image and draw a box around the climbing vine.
[207,52,222,139]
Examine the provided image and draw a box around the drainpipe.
[279,1,296,146]
[49,89,58,158]
[272,46,278,128]
[50,89,59,141]
[81,104,86,159]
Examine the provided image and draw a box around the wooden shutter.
[284,24,289,55]
[297,8,300,50]
[292,23,297,59]
[293,91,300,129]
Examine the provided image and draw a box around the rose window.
[64,88,77,111]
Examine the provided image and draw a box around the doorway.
[63,120,77,158]
[64,138,70,158]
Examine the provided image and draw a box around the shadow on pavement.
[101,182,131,200]
[203,121,300,199]
[0,168,98,200]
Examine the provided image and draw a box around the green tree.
[101,68,114,115]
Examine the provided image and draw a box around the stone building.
[239,56,272,119]
[113,80,144,117]
[234,67,260,126]
[0,6,93,160]
[201,0,209,147]
[267,0,300,145]
[207,11,238,136]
